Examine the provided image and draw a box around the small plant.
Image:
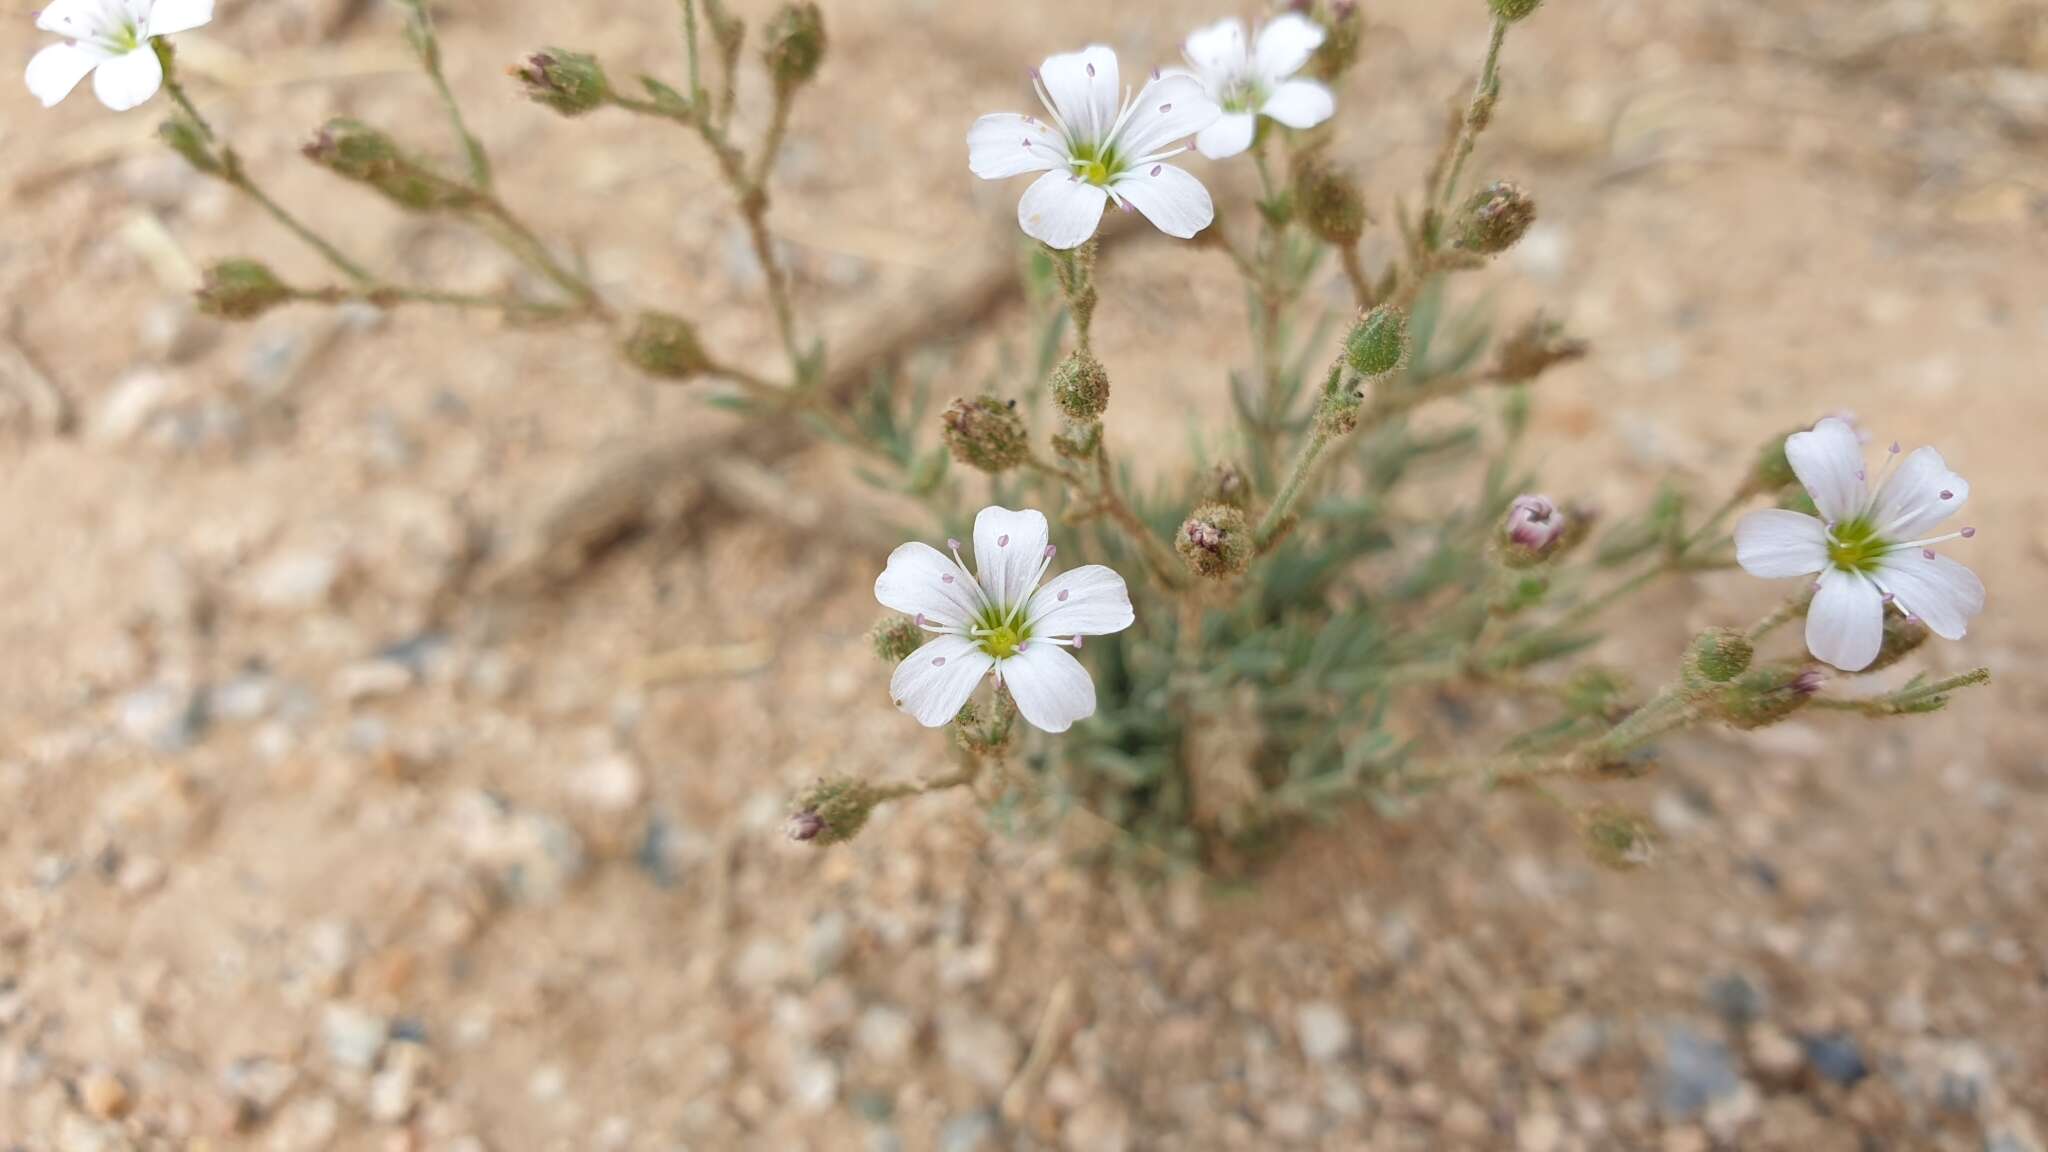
[24,0,1990,869]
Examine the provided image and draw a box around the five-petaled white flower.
[875,506,1134,733]
[25,0,212,111]
[1734,417,1984,672]
[1178,14,1334,159]
[968,45,1222,250]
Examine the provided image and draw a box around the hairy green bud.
[1203,461,1254,510]
[1488,0,1544,22]
[942,396,1030,474]
[513,50,610,117]
[1684,628,1755,685]
[196,260,295,321]
[763,3,827,91]
[1716,666,1825,730]
[303,119,479,212]
[1745,431,1801,496]
[1496,312,1588,383]
[1345,306,1408,378]
[785,776,881,846]
[1582,805,1656,870]
[1293,156,1367,246]
[621,311,713,380]
[158,113,219,176]
[1453,180,1537,255]
[1177,502,1253,580]
[870,616,924,664]
[1050,351,1110,421]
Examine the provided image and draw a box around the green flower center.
[1826,518,1889,574]
[1068,140,1121,188]
[973,605,1028,659]
[1221,78,1264,114]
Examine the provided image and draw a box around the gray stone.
[1658,1024,1742,1120]
[320,1003,388,1072]
[1295,1001,1352,1064]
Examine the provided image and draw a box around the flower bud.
[1299,1,1364,81]
[1865,614,1930,674]
[1684,628,1754,685]
[1582,806,1656,870]
[871,616,925,664]
[1452,180,1537,255]
[942,396,1030,474]
[621,311,713,380]
[196,260,295,320]
[786,776,882,847]
[1743,431,1802,496]
[1716,665,1824,730]
[1292,156,1367,247]
[158,113,219,175]
[303,119,479,213]
[1203,461,1253,510]
[1050,351,1110,421]
[1498,494,1568,566]
[512,49,610,117]
[1488,0,1544,22]
[1495,312,1588,383]
[1177,502,1253,580]
[763,2,827,92]
[1345,305,1408,379]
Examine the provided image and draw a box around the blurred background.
[2,0,2045,1148]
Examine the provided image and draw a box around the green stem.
[1434,18,1508,221]
[1745,588,1813,643]
[225,165,376,286]
[473,197,607,316]
[1809,668,1991,716]
[399,0,492,190]
[1255,428,1331,551]
[678,0,704,102]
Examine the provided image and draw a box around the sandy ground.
[2,0,2047,1149]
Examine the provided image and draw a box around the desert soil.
[2,0,2046,1149]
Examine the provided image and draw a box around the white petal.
[1037,44,1119,142]
[1806,568,1885,672]
[1109,163,1213,240]
[90,44,163,111]
[972,506,1051,613]
[1183,18,1249,78]
[1026,564,1135,638]
[1868,446,1968,540]
[1785,417,1868,525]
[1874,550,1983,642]
[1017,170,1107,250]
[146,0,213,37]
[890,636,995,728]
[1000,643,1097,733]
[874,542,985,630]
[1195,111,1258,159]
[1733,509,1828,580]
[1260,79,1333,129]
[1254,13,1326,81]
[1114,73,1220,160]
[25,41,103,107]
[36,0,104,36]
[967,112,1065,180]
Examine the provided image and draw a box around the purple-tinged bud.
[942,395,1031,473]
[1500,494,1568,566]
[1716,665,1823,730]
[196,260,295,321]
[303,119,479,213]
[785,810,826,842]
[1177,502,1253,580]
[785,776,882,847]
[512,49,610,117]
[1453,180,1537,255]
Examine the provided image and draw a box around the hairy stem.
[397,0,492,189]
[1434,18,1508,223]
[217,156,377,286]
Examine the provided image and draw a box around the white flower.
[968,45,1222,249]
[25,0,211,111]
[1178,14,1335,160]
[874,506,1135,733]
[1733,417,1983,672]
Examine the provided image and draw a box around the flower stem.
[1809,667,1991,715]
[1745,588,1814,643]
[397,0,492,189]
[219,157,377,286]
[1254,428,1330,552]
[1433,18,1508,223]
[470,196,608,317]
